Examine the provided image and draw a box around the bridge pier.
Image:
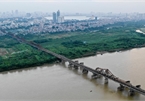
[104,78,108,84]
[91,74,97,79]
[74,60,79,63]
[79,62,84,70]
[82,69,88,74]
[55,58,62,63]
[68,63,73,67]
[73,60,79,69]
[60,59,66,64]
[104,69,110,84]
[91,73,101,79]
[55,60,60,63]
[80,62,84,65]
[117,84,125,91]
[73,65,79,69]
[128,88,135,96]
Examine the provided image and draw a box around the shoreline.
[1,46,145,73]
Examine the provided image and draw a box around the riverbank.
[1,44,145,73]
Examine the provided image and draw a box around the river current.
[0,48,145,100]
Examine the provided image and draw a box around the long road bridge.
[1,29,145,96]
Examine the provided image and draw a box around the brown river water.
[0,48,145,101]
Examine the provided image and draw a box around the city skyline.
[0,0,145,13]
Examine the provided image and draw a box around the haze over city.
[0,0,145,13]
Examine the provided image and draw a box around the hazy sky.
[0,0,145,13]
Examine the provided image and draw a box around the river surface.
[45,16,107,21]
[1,48,145,100]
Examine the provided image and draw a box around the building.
[61,16,64,22]
[57,10,60,22]
[57,16,64,23]
[26,13,31,17]
[57,10,60,17]
[15,10,18,15]
[53,10,63,23]
[53,12,57,23]
[95,17,98,21]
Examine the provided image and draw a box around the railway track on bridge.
[1,29,145,96]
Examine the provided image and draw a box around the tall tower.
[15,10,18,14]
[95,17,98,21]
[57,10,60,22]
[57,10,60,17]
[53,12,57,23]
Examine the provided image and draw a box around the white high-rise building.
[53,12,57,23]
[57,10,60,18]
[52,10,64,23]
[58,16,64,23]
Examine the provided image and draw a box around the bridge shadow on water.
[60,62,142,100]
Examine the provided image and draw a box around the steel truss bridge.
[1,29,145,96]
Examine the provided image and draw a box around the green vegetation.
[0,20,145,72]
